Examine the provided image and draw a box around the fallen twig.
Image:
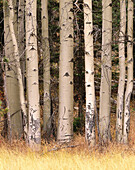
[47,144,80,152]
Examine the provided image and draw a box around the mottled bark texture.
[99,0,112,144]
[41,0,51,140]
[4,0,23,138]
[123,0,133,144]
[116,0,126,143]
[84,0,95,147]
[26,0,41,150]
[57,0,73,142]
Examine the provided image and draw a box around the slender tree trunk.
[99,0,112,144]
[18,0,25,87]
[116,0,126,143]
[84,0,95,147]
[57,0,74,142]
[3,0,23,138]
[8,0,28,140]
[41,0,51,140]
[26,0,41,150]
[18,0,27,136]
[123,0,133,144]
[3,69,12,142]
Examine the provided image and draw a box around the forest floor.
[0,100,135,170]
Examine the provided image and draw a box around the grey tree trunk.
[57,0,74,142]
[26,0,41,150]
[99,0,112,144]
[84,0,95,147]
[116,0,126,143]
[123,0,133,144]
[41,0,51,140]
[3,0,23,138]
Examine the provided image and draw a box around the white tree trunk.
[26,0,41,150]
[3,69,12,142]
[123,0,133,144]
[99,0,112,143]
[84,0,95,147]
[116,0,126,143]
[18,0,25,86]
[8,0,28,140]
[57,0,74,142]
[41,0,51,139]
[3,0,23,138]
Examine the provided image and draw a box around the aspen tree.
[3,65,12,142]
[123,0,133,144]
[57,0,74,142]
[84,0,95,147]
[3,0,23,138]
[8,0,27,140]
[26,0,41,150]
[116,0,126,143]
[99,0,112,143]
[18,0,25,86]
[41,0,51,139]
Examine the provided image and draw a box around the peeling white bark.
[57,0,73,142]
[84,0,95,147]
[116,0,126,143]
[123,0,133,144]
[26,0,41,150]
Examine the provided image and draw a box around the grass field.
[0,138,135,170]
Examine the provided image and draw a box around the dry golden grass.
[0,146,134,170]
[0,136,135,170]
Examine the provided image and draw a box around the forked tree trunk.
[41,0,51,140]
[84,0,95,147]
[57,0,74,142]
[26,0,41,150]
[3,0,23,138]
[123,0,133,144]
[116,0,126,143]
[8,0,27,140]
[99,0,112,144]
